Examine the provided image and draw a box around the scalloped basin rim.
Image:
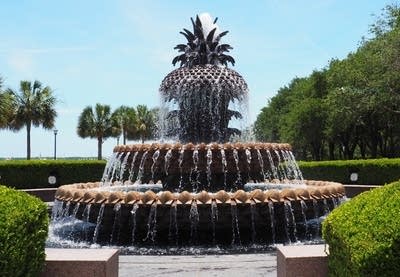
[55,180,345,205]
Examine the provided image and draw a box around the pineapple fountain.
[51,14,345,249]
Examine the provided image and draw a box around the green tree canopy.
[77,103,113,160]
[6,80,57,159]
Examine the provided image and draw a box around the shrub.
[299,158,400,185]
[0,160,106,189]
[322,182,400,276]
[0,185,49,276]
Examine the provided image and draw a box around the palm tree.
[0,77,16,129]
[6,80,57,159]
[111,106,137,145]
[77,103,113,160]
[135,105,156,143]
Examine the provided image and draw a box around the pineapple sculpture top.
[160,13,248,143]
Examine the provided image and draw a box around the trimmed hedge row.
[322,181,400,276]
[0,185,49,276]
[0,160,106,189]
[299,158,400,185]
[1,158,400,189]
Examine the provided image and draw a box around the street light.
[53,129,58,160]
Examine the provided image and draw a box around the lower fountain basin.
[53,180,345,246]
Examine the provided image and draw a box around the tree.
[0,77,16,129]
[6,80,57,159]
[77,103,113,160]
[111,106,137,145]
[133,105,156,143]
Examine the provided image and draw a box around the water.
[92,203,105,244]
[110,203,122,244]
[144,203,157,243]
[168,203,179,244]
[268,201,276,244]
[230,202,241,245]
[189,201,199,243]
[211,200,218,244]
[130,203,139,244]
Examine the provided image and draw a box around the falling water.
[151,150,160,181]
[192,147,199,192]
[266,150,279,180]
[275,150,288,180]
[312,199,320,237]
[128,152,139,182]
[110,153,123,184]
[322,199,330,216]
[164,149,172,175]
[268,201,276,244]
[168,203,178,244]
[206,147,213,189]
[220,148,227,189]
[83,204,92,241]
[130,203,139,244]
[332,198,339,209]
[284,201,298,243]
[189,201,199,243]
[245,148,252,179]
[178,149,185,190]
[211,200,219,244]
[136,151,149,183]
[92,203,105,244]
[110,203,122,244]
[300,200,309,240]
[118,152,131,182]
[101,152,118,185]
[72,203,81,218]
[232,149,241,189]
[256,149,265,180]
[230,203,241,245]
[288,150,304,181]
[51,199,64,220]
[250,202,257,243]
[62,202,71,217]
[144,203,157,243]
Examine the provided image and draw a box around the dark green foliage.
[322,182,400,276]
[0,185,48,276]
[254,4,400,160]
[299,158,400,185]
[0,160,106,189]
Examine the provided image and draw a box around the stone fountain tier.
[54,180,345,245]
[109,142,297,192]
[159,65,248,143]
[160,64,248,99]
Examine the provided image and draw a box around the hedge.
[299,158,400,185]
[1,158,400,189]
[0,185,49,276]
[322,182,400,276]
[0,160,106,189]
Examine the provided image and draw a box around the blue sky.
[0,0,392,158]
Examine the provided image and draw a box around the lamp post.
[53,129,58,160]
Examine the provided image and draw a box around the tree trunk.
[26,121,31,160]
[97,137,102,160]
[328,141,335,160]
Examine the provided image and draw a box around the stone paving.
[119,253,277,276]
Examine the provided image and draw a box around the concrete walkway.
[119,253,277,276]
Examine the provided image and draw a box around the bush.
[0,160,106,189]
[0,185,49,276]
[322,182,400,276]
[299,158,400,185]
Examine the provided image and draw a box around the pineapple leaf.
[206,28,217,43]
